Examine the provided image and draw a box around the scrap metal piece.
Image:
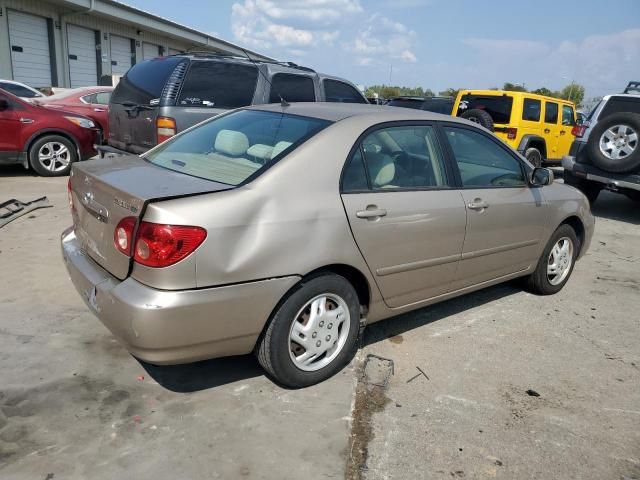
[0,197,52,228]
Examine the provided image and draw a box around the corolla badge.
[113,197,139,213]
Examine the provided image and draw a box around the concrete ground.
[1,166,638,480]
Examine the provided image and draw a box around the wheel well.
[26,131,79,161]
[304,264,370,310]
[527,139,546,158]
[561,216,585,254]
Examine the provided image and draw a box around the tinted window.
[444,127,525,187]
[545,102,559,124]
[522,98,541,121]
[562,105,575,126]
[600,97,640,118]
[95,92,111,104]
[146,110,330,185]
[422,99,454,114]
[359,126,448,189]
[342,149,369,191]
[323,79,366,103]
[457,95,513,123]
[0,82,40,98]
[269,74,315,103]
[81,94,96,104]
[111,57,184,105]
[178,61,258,108]
[386,98,424,110]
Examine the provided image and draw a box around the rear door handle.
[19,118,34,124]
[93,108,106,112]
[559,130,566,135]
[467,199,489,210]
[544,128,551,133]
[356,206,387,219]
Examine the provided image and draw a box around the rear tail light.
[114,217,137,256]
[571,125,587,138]
[506,127,517,140]
[133,221,206,268]
[156,116,176,143]
[67,177,74,211]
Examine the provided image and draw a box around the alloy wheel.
[547,237,574,286]
[38,142,71,172]
[599,124,638,160]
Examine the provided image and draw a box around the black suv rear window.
[111,57,184,105]
[457,95,513,124]
[323,80,366,103]
[269,74,315,103]
[178,61,258,108]
[387,98,424,110]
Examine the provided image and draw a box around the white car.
[0,79,45,101]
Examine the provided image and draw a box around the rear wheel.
[256,274,360,388]
[523,224,579,295]
[28,135,77,177]
[525,147,543,167]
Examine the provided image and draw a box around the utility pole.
[389,65,393,85]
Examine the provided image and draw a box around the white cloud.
[348,14,417,64]
[400,50,417,63]
[460,29,640,97]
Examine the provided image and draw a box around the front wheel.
[28,135,77,177]
[523,224,579,295]
[256,274,360,388]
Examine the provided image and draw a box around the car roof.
[247,102,465,123]
[458,89,576,105]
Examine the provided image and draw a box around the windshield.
[145,110,331,185]
[0,82,42,98]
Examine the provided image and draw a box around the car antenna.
[239,47,289,107]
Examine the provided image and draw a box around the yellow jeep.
[452,90,578,166]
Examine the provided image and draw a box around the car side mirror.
[531,167,554,186]
[0,99,9,111]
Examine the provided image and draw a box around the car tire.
[525,147,543,167]
[256,273,360,388]
[28,135,77,177]
[563,171,602,206]
[586,112,640,173]
[523,224,579,295]
[460,109,494,132]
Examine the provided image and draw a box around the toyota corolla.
[61,103,594,388]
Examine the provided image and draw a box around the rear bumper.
[61,227,300,364]
[562,155,640,192]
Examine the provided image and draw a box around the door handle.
[19,118,34,124]
[559,130,566,135]
[93,108,106,112]
[356,206,387,219]
[467,199,489,210]
[544,128,551,134]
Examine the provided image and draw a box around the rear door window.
[544,102,559,124]
[323,80,366,103]
[562,105,575,126]
[522,98,541,121]
[457,95,513,124]
[111,57,184,105]
[178,61,259,108]
[269,74,316,103]
[95,92,111,104]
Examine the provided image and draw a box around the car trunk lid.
[70,155,231,280]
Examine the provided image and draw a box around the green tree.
[503,82,527,92]
[558,83,585,107]
[532,87,553,96]
[438,88,460,98]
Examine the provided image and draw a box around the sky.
[123,0,640,99]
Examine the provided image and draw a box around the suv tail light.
[133,221,206,268]
[114,217,137,256]
[156,116,176,143]
[506,127,517,140]
[571,125,587,138]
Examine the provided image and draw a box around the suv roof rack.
[623,81,640,95]
[170,50,316,73]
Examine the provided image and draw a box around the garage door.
[67,24,97,87]
[142,42,160,60]
[110,35,133,76]
[8,10,52,88]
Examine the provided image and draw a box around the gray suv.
[562,81,640,204]
[102,53,368,156]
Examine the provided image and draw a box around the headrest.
[247,144,274,161]
[366,152,395,187]
[271,141,293,159]
[215,129,249,157]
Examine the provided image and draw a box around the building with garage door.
[0,0,271,89]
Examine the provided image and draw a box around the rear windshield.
[111,57,184,105]
[387,98,424,110]
[178,61,259,108]
[145,110,331,185]
[457,94,513,124]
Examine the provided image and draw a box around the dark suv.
[103,53,368,156]
[385,96,454,115]
[562,81,640,204]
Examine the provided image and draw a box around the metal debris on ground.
[0,197,52,228]
[407,366,430,383]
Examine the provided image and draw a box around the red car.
[36,86,113,140]
[0,88,99,176]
